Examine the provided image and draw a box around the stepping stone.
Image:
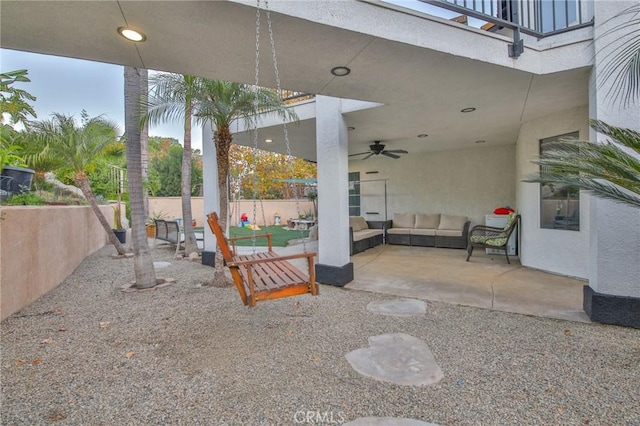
[345,418,439,426]
[367,299,426,316]
[153,261,171,269]
[345,333,443,386]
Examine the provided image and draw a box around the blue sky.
[1,49,203,150]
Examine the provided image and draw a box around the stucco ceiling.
[0,1,590,162]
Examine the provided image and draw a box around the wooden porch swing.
[207,213,317,307]
[205,1,318,307]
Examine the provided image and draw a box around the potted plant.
[146,210,166,237]
[112,202,126,244]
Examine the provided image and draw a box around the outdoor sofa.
[349,216,390,255]
[386,213,470,249]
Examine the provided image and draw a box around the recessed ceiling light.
[417,134,429,138]
[117,27,146,42]
[461,107,476,113]
[265,139,273,143]
[475,140,486,144]
[347,126,356,131]
[331,66,351,77]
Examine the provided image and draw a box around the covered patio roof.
[1,1,591,161]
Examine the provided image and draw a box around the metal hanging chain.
[264,0,308,251]
[249,0,263,254]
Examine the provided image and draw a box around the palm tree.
[526,120,640,208]
[197,80,297,284]
[145,73,201,256]
[28,111,128,254]
[124,66,157,289]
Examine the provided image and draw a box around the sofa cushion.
[393,213,415,229]
[410,228,436,236]
[349,216,368,232]
[352,229,383,242]
[438,214,468,231]
[415,213,440,229]
[435,229,463,237]
[387,227,413,235]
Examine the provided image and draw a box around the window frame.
[539,131,580,231]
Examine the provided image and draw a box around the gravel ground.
[2,245,639,425]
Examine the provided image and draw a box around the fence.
[148,197,316,227]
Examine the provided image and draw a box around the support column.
[202,122,219,267]
[584,1,640,327]
[315,96,353,286]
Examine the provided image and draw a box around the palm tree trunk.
[181,101,198,255]
[213,126,232,281]
[140,68,150,219]
[125,66,157,289]
[75,175,127,255]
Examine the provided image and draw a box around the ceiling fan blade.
[385,149,408,154]
[361,153,375,160]
[349,151,371,157]
[382,151,401,159]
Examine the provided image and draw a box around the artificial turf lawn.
[228,225,309,247]
[192,225,309,247]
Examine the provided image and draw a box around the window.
[348,172,360,216]
[539,132,580,230]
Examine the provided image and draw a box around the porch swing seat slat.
[207,212,318,307]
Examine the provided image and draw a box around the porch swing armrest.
[229,252,316,267]
[228,233,273,243]
[228,233,273,252]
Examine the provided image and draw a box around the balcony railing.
[422,0,592,37]
[400,0,593,57]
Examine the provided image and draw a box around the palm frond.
[193,80,298,132]
[144,73,209,134]
[525,121,640,208]
[590,120,640,151]
[596,4,640,108]
[25,113,119,174]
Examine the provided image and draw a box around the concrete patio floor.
[346,244,590,323]
[236,240,590,323]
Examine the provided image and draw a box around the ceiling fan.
[349,141,408,160]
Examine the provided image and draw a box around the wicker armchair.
[466,213,520,264]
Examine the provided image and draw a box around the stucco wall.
[0,205,113,320]
[149,197,315,227]
[587,0,640,297]
[349,145,516,227]
[515,105,590,279]
[589,198,640,297]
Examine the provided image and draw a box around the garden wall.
[0,205,113,320]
